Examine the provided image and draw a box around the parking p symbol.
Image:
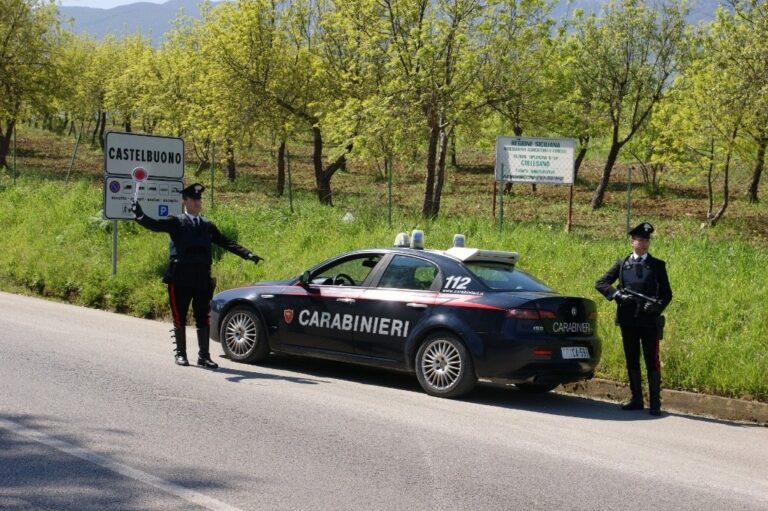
[159,205,169,217]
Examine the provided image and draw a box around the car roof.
[351,246,520,265]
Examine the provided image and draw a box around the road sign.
[105,132,184,179]
[495,136,575,185]
[103,176,184,220]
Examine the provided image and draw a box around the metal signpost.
[103,132,185,275]
[493,136,576,231]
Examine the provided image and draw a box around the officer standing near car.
[130,183,262,368]
[595,222,673,416]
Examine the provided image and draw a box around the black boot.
[173,328,189,366]
[648,371,662,416]
[621,369,644,410]
[197,327,218,369]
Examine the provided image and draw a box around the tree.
[654,23,745,227]
[570,0,689,209]
[724,1,768,202]
[0,0,61,168]
[375,0,486,218]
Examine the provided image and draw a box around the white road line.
[0,418,244,511]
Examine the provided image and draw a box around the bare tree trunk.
[225,138,236,182]
[422,123,439,218]
[449,130,457,168]
[707,128,737,227]
[432,127,450,218]
[574,135,590,181]
[276,139,286,196]
[98,112,107,151]
[193,138,210,176]
[0,119,14,169]
[91,110,102,146]
[591,141,622,209]
[747,137,766,203]
[312,127,332,205]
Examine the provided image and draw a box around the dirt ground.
[7,127,768,244]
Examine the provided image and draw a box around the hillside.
[58,0,727,46]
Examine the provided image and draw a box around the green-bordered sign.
[495,136,575,185]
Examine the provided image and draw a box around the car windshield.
[311,254,382,286]
[465,261,552,292]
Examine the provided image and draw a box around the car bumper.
[474,335,601,384]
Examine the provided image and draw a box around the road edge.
[560,378,768,426]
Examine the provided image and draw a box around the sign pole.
[499,181,504,233]
[566,185,574,233]
[112,220,118,276]
[492,181,497,219]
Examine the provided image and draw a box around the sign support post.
[112,221,118,276]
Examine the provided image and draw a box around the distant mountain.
[58,0,726,47]
[57,0,226,46]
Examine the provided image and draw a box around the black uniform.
[133,184,260,367]
[595,224,672,415]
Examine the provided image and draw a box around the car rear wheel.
[415,333,476,398]
[515,383,559,393]
[220,306,269,363]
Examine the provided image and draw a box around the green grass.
[1,171,766,401]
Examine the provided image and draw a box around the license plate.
[561,347,590,359]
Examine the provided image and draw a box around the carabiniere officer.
[130,183,262,368]
[595,222,673,416]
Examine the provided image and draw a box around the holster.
[162,260,178,284]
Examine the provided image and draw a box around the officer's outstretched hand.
[247,253,263,264]
[643,301,661,314]
[129,200,143,217]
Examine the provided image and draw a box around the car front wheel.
[415,333,476,398]
[220,306,269,363]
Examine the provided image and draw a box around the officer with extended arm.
[131,183,262,368]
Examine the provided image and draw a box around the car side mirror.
[300,270,311,287]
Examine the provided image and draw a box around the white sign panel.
[105,131,184,179]
[495,136,575,185]
[103,177,184,220]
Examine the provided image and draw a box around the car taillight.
[505,308,556,320]
[533,348,553,357]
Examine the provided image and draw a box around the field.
[1,126,766,401]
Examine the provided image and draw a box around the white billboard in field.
[495,136,575,185]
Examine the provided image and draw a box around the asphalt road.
[1,291,766,511]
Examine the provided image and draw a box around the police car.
[209,231,601,398]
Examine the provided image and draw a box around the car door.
[277,253,383,354]
[354,254,440,362]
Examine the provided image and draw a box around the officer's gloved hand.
[643,301,661,314]
[129,201,143,217]
[247,253,263,264]
[613,290,632,304]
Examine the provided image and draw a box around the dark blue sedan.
[209,232,601,398]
